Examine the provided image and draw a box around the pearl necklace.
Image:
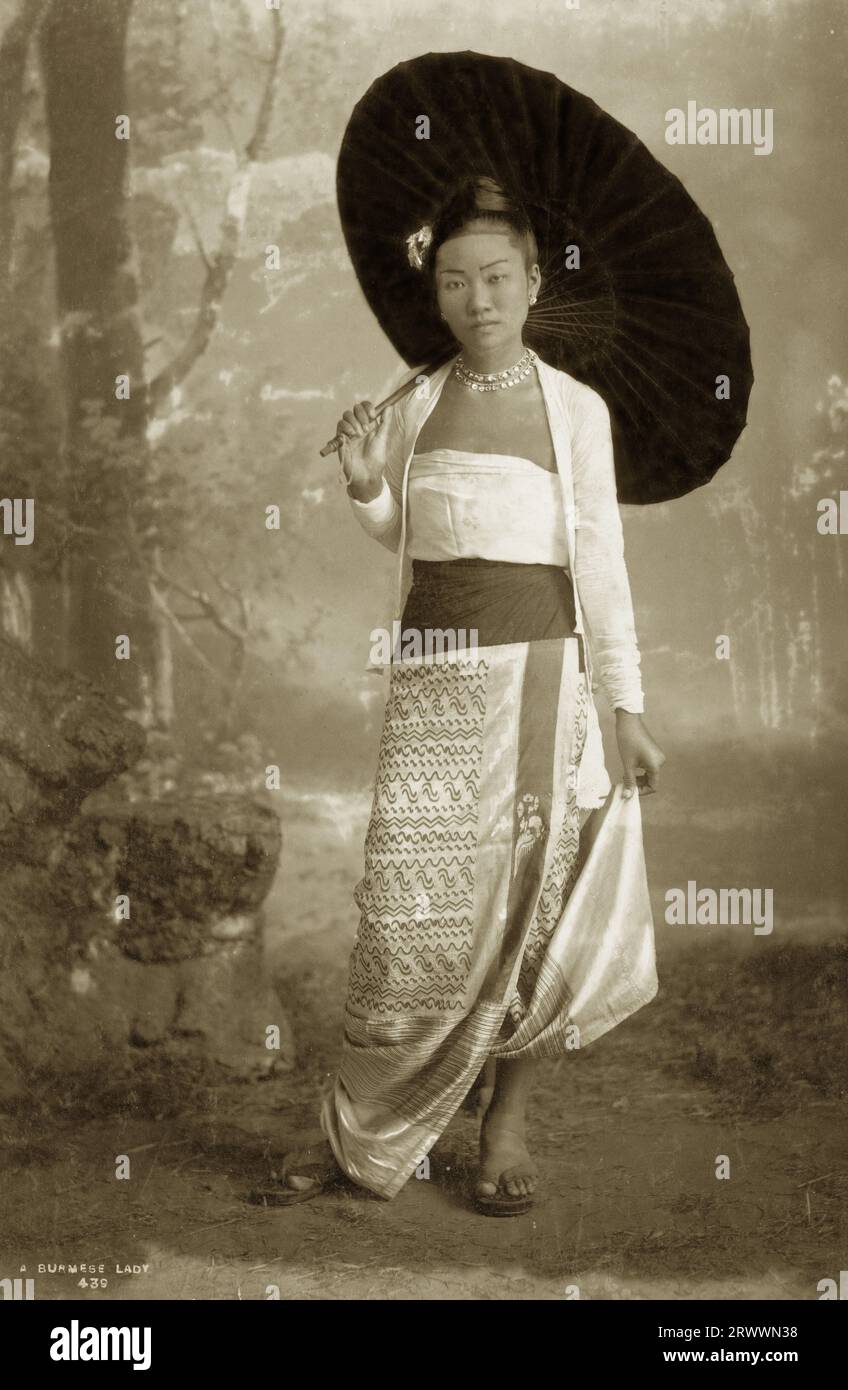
[454,346,537,392]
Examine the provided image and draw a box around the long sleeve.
[346,381,415,553]
[570,387,645,714]
[348,474,401,550]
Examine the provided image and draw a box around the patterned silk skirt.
[320,561,657,1198]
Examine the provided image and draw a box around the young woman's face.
[433,220,540,353]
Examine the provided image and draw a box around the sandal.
[474,1187,535,1217]
[246,1161,341,1207]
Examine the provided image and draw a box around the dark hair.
[422,175,539,309]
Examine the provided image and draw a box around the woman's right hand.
[336,400,393,501]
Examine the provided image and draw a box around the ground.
[1,792,845,1301]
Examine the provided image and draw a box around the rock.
[0,632,146,857]
[0,634,289,1109]
[60,795,281,962]
[171,937,295,1077]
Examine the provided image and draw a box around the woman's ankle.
[481,1104,527,1132]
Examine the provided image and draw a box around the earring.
[528,294,537,305]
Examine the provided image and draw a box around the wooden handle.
[318,353,453,457]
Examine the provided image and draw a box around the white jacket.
[348,351,645,717]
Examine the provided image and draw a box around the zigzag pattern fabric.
[320,636,658,1199]
[348,659,487,1016]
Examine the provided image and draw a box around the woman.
[270,176,665,1215]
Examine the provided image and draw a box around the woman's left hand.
[614,711,666,798]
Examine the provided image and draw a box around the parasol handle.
[318,354,452,456]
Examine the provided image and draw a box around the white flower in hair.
[406,222,433,270]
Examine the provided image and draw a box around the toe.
[500,1167,536,1198]
[287,1174,319,1191]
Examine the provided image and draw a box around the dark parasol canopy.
[336,50,754,505]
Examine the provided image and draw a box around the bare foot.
[477,1114,538,1199]
[275,1131,340,1192]
[465,1057,496,1120]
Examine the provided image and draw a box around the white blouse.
[404,449,570,567]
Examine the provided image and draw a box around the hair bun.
[417,174,539,281]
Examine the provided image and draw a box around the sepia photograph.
[0,0,845,1340]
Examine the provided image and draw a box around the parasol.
[331,50,753,505]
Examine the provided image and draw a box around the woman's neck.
[458,336,528,375]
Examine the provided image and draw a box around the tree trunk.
[150,547,175,730]
[0,567,32,649]
[39,0,159,719]
[0,0,50,307]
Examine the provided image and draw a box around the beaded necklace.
[453,346,537,392]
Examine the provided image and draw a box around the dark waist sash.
[400,557,581,658]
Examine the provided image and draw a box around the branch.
[153,559,245,646]
[185,544,248,627]
[177,195,213,273]
[151,568,275,679]
[149,581,229,687]
[147,6,285,412]
[115,481,276,676]
[245,8,284,162]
